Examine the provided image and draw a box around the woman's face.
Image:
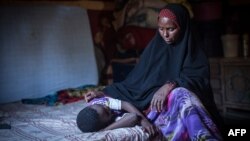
[158,16,180,44]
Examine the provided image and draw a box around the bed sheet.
[0,101,150,141]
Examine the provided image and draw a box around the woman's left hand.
[84,91,104,102]
[150,83,173,112]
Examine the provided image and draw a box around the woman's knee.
[171,87,190,96]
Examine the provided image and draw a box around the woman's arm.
[84,91,105,102]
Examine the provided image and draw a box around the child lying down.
[76,91,162,140]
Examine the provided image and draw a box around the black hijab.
[103,4,215,111]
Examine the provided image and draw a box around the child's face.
[90,104,114,124]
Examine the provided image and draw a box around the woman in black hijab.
[91,3,223,140]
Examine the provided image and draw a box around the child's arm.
[102,113,140,131]
[121,101,159,136]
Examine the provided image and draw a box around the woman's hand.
[84,91,104,102]
[150,83,174,112]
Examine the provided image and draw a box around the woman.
[90,3,223,140]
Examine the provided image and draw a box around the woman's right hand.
[84,91,104,102]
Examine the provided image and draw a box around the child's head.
[76,104,115,132]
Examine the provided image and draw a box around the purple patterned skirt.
[147,87,223,140]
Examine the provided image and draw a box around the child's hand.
[84,91,104,102]
[140,118,159,137]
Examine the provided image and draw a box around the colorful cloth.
[147,87,222,140]
[21,85,105,106]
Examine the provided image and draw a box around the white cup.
[221,34,239,57]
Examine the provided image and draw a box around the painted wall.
[0,5,98,103]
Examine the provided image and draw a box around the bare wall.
[0,5,98,103]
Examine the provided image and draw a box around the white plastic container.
[221,34,239,57]
[243,33,249,57]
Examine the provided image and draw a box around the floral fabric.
[147,87,223,140]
